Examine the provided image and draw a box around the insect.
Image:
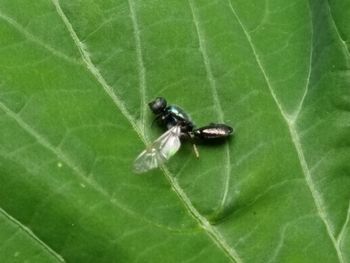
[148,96,194,132]
[133,97,233,173]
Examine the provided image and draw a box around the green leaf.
[0,0,349,262]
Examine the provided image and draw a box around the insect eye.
[148,97,167,114]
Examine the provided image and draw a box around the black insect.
[134,97,233,173]
[148,96,194,132]
[149,97,233,140]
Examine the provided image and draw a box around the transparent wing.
[133,125,182,174]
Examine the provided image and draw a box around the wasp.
[134,97,233,173]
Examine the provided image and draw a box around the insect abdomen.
[193,124,233,139]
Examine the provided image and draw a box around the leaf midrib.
[0,2,241,262]
[51,0,347,262]
[0,101,190,233]
[3,0,345,262]
[52,0,242,262]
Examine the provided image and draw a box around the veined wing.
[133,125,182,174]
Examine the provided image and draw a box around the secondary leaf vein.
[326,0,350,61]
[0,101,184,232]
[127,0,148,134]
[227,1,345,262]
[0,10,80,65]
[51,0,243,261]
[188,0,232,220]
[291,4,313,121]
[51,0,145,143]
[337,200,350,246]
[0,207,65,262]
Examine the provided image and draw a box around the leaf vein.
[0,101,185,232]
[227,1,345,262]
[291,6,313,121]
[127,0,148,134]
[337,200,350,246]
[43,1,246,261]
[0,10,80,65]
[161,167,242,263]
[51,0,145,143]
[326,0,350,60]
[188,0,232,221]
[0,207,65,262]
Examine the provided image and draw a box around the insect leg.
[151,112,170,127]
[187,132,200,158]
[192,143,199,158]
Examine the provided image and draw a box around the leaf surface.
[0,0,349,262]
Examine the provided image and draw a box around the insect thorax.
[166,105,191,121]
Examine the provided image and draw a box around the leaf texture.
[0,0,349,262]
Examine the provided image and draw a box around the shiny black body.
[149,97,194,132]
[192,123,233,140]
[148,97,234,140]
